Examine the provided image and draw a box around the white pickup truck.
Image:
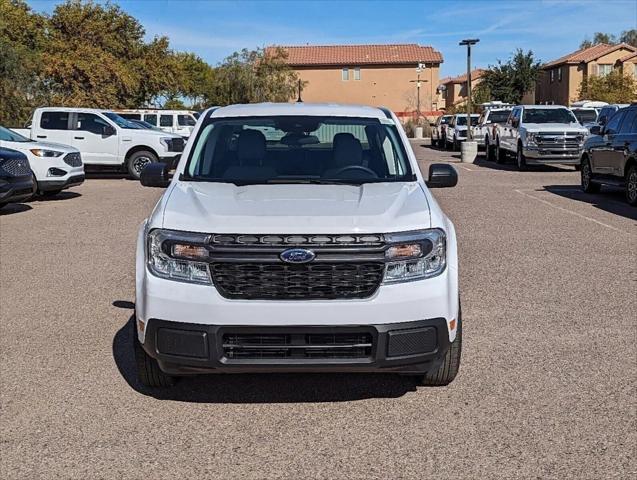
[472,106,512,161]
[494,105,588,170]
[14,108,185,178]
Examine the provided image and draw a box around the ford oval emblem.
[280,248,316,264]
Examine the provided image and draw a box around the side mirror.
[103,125,116,136]
[590,125,602,136]
[140,162,171,187]
[426,163,458,188]
[511,118,519,128]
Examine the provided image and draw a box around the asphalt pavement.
[1,143,635,479]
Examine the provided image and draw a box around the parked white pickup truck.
[494,105,587,170]
[14,108,185,178]
[472,106,513,160]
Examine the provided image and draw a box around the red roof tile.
[269,44,443,66]
[620,51,637,62]
[543,43,637,69]
[442,69,485,84]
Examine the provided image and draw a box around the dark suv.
[580,104,637,206]
[0,147,36,208]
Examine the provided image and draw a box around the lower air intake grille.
[222,332,373,360]
[211,262,385,300]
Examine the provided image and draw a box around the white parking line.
[458,165,474,171]
[514,189,629,234]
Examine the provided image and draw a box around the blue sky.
[29,0,637,77]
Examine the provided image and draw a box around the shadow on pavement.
[113,315,418,403]
[472,156,574,173]
[31,191,81,202]
[542,185,637,221]
[0,203,32,215]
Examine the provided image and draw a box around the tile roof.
[269,44,443,66]
[620,51,637,62]
[442,69,486,84]
[543,43,637,69]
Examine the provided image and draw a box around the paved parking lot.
[1,143,635,479]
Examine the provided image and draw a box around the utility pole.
[410,64,428,120]
[459,39,479,139]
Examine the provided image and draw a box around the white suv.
[134,103,461,388]
[0,126,84,196]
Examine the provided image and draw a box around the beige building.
[272,44,444,120]
[439,69,485,109]
[536,43,637,106]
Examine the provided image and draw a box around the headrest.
[237,129,266,164]
[332,133,363,167]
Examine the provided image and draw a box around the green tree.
[578,70,637,103]
[619,29,637,47]
[208,47,302,106]
[580,30,637,48]
[480,49,541,104]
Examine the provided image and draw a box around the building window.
[354,67,361,80]
[598,64,613,76]
[342,68,349,81]
[558,67,562,82]
[550,70,555,83]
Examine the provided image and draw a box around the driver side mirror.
[590,125,602,136]
[511,118,519,128]
[426,163,458,188]
[102,125,116,136]
[140,162,171,188]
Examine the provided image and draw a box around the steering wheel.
[332,165,378,177]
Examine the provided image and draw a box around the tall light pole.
[410,63,428,120]
[459,39,479,139]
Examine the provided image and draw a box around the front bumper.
[523,145,582,164]
[38,174,85,191]
[0,176,36,203]
[141,318,451,375]
[159,154,181,169]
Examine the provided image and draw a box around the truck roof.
[34,107,114,114]
[208,103,390,119]
[520,105,570,109]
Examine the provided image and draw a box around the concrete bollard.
[461,141,478,163]
[415,126,423,139]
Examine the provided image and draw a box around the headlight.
[30,148,63,157]
[526,133,538,144]
[147,229,212,284]
[383,229,446,284]
[159,137,173,150]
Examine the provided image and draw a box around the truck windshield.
[456,116,479,126]
[184,116,415,185]
[102,112,141,129]
[523,108,577,124]
[572,109,598,124]
[0,126,31,142]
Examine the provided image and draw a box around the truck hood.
[524,123,587,133]
[161,182,431,234]
[130,129,182,139]
[0,139,78,153]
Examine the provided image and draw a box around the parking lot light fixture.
[459,39,479,139]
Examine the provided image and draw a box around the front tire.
[417,311,462,387]
[127,150,158,180]
[626,164,637,206]
[495,140,506,164]
[581,157,600,193]
[516,146,527,171]
[134,331,176,388]
[453,136,459,151]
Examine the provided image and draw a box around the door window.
[178,115,196,126]
[40,112,70,130]
[144,114,158,125]
[604,110,625,135]
[160,115,174,127]
[618,109,637,134]
[76,113,110,134]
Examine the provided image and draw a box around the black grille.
[63,152,82,167]
[222,332,373,359]
[211,262,385,300]
[0,157,31,177]
[211,233,383,246]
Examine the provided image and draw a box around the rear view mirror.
[140,162,171,187]
[426,163,458,188]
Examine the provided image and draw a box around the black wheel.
[495,141,506,164]
[453,137,459,151]
[127,150,158,180]
[134,330,176,388]
[431,138,437,147]
[573,164,581,171]
[625,164,637,206]
[486,138,495,161]
[416,308,462,387]
[516,146,527,171]
[581,157,600,193]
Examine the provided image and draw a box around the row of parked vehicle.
[0,108,198,209]
[430,101,637,205]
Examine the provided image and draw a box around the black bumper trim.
[142,318,451,375]
[0,177,36,203]
[38,174,85,191]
